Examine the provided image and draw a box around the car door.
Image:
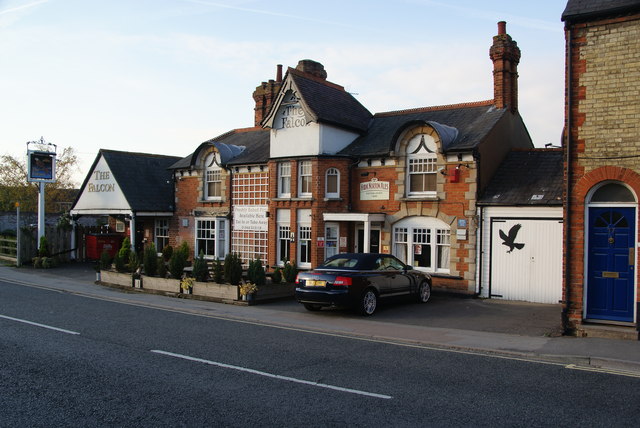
[379,256,412,295]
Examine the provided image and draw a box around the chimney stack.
[253,64,284,126]
[489,21,521,112]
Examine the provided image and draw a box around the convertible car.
[295,253,432,315]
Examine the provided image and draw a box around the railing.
[0,235,18,264]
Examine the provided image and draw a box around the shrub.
[158,257,167,278]
[272,266,282,285]
[118,237,131,262]
[282,260,298,283]
[99,250,112,270]
[38,236,50,257]
[143,243,158,276]
[193,251,208,282]
[212,258,223,283]
[129,251,140,273]
[224,253,242,285]
[162,245,173,262]
[114,252,127,273]
[248,258,266,287]
[168,242,189,279]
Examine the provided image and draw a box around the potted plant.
[239,282,258,301]
[180,276,195,295]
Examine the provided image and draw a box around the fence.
[0,226,75,266]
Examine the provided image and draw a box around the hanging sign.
[27,151,56,183]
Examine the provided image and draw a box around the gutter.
[563,25,573,332]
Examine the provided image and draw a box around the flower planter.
[192,281,239,300]
[100,270,133,287]
[141,276,180,293]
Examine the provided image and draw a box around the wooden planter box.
[141,276,180,293]
[254,283,296,301]
[100,270,132,287]
[192,281,239,301]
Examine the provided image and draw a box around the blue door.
[587,207,635,322]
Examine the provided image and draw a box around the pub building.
[72,22,533,295]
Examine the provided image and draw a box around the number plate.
[306,280,326,287]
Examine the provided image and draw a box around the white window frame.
[277,162,291,198]
[297,209,312,268]
[406,134,438,197]
[195,217,228,260]
[276,209,291,266]
[154,218,170,254]
[324,222,339,260]
[298,160,312,198]
[392,217,450,273]
[325,168,340,199]
[204,152,223,201]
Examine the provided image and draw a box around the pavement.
[1,261,640,375]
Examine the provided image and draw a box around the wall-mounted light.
[289,232,295,242]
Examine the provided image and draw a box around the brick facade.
[564,9,640,331]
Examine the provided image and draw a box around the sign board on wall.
[360,178,390,201]
[233,205,268,231]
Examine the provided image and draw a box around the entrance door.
[356,228,380,253]
[586,207,635,322]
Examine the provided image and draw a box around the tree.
[0,146,80,212]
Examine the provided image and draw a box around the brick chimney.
[253,64,283,126]
[295,59,327,80]
[489,21,521,112]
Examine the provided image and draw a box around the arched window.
[589,182,635,203]
[406,134,438,197]
[325,167,340,198]
[393,216,450,273]
[204,152,222,200]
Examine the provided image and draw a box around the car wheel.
[358,289,377,316]
[303,303,321,311]
[417,281,431,303]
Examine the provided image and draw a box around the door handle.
[630,247,635,266]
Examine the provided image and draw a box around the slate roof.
[289,69,372,133]
[169,127,270,169]
[339,101,507,157]
[562,0,640,21]
[78,150,181,212]
[477,149,563,206]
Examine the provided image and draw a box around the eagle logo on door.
[499,224,525,253]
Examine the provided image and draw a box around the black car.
[295,253,432,315]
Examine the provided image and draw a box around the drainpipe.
[563,25,573,332]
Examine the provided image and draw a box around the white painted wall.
[319,124,360,155]
[270,122,359,158]
[72,156,130,212]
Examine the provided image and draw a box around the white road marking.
[0,314,80,335]
[151,349,393,400]
[565,364,640,378]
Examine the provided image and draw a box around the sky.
[0,0,568,185]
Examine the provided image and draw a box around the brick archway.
[565,165,640,329]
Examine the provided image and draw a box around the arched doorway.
[586,182,637,322]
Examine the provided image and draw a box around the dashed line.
[151,349,393,400]
[0,314,80,335]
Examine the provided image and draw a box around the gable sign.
[275,91,309,129]
[73,156,130,211]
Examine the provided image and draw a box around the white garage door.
[490,218,562,304]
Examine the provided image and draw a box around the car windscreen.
[320,256,362,270]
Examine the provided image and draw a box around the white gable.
[71,155,131,214]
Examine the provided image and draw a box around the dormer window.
[325,168,340,199]
[298,160,312,197]
[204,152,222,200]
[406,134,438,197]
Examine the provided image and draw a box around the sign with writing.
[360,178,390,201]
[233,205,268,231]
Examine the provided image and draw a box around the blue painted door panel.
[587,207,635,322]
